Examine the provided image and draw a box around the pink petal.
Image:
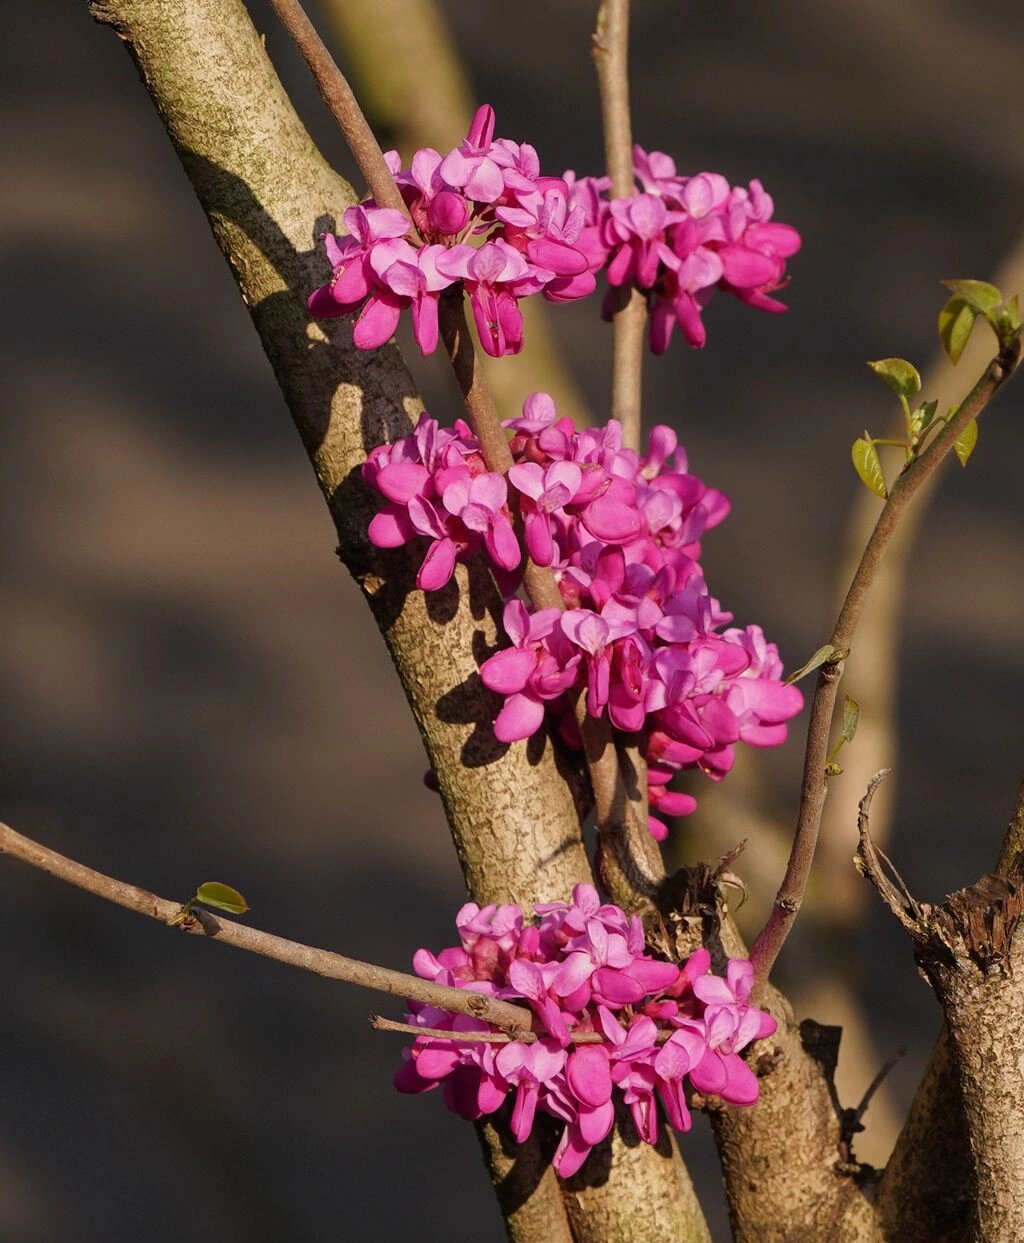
[494,692,545,743]
[580,498,643,544]
[568,1045,612,1109]
[376,462,430,504]
[717,246,778,289]
[417,537,457,591]
[353,293,403,350]
[480,648,537,695]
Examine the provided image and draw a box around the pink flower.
[355,240,455,355]
[364,400,803,830]
[438,104,506,203]
[436,240,538,357]
[395,901,775,1174]
[307,204,411,318]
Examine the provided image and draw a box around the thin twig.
[852,770,925,938]
[371,1013,678,1044]
[750,336,1023,990]
[592,0,646,450]
[852,1046,906,1128]
[266,0,407,216]
[0,820,533,1035]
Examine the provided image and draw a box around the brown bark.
[912,877,1024,1243]
[859,784,1024,1243]
[707,913,883,1243]
[85,2,710,1237]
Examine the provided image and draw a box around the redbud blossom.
[396,887,777,1176]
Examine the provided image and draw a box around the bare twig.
[852,1046,906,1128]
[852,770,926,937]
[267,0,407,215]
[750,336,1023,989]
[370,1013,680,1044]
[0,820,533,1035]
[592,0,646,450]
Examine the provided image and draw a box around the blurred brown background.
[2,2,1023,1239]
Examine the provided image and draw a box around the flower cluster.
[308,105,798,360]
[363,396,803,834]
[396,886,776,1176]
[566,147,801,351]
[308,105,597,357]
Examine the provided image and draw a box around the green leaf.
[867,358,922,398]
[852,438,888,499]
[841,696,861,745]
[194,882,250,915]
[938,297,976,364]
[785,644,842,686]
[910,399,938,440]
[941,279,1003,314]
[954,418,978,466]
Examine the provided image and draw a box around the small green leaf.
[994,295,1023,347]
[841,696,861,745]
[909,399,938,441]
[824,761,844,778]
[954,418,978,466]
[867,358,922,398]
[195,882,250,915]
[938,297,976,364]
[941,279,1003,314]
[852,438,888,499]
[785,644,841,686]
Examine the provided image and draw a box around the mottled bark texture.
[85,2,709,1237]
[707,905,882,1242]
[858,786,1024,1243]
[875,1026,974,1242]
[913,877,1024,1243]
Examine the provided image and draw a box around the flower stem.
[592,0,646,452]
[750,333,1023,992]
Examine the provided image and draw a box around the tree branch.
[751,333,1024,989]
[0,820,534,1033]
[370,1014,681,1045]
[875,778,1024,1240]
[592,0,646,451]
[267,0,407,215]
[857,778,1024,1242]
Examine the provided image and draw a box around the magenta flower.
[480,600,580,742]
[395,895,776,1176]
[436,240,538,356]
[354,240,455,355]
[307,204,411,318]
[438,104,506,203]
[508,460,582,566]
[364,400,803,830]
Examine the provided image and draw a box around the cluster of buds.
[396,886,777,1176]
[567,147,801,351]
[363,396,803,834]
[308,105,597,357]
[308,106,799,359]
